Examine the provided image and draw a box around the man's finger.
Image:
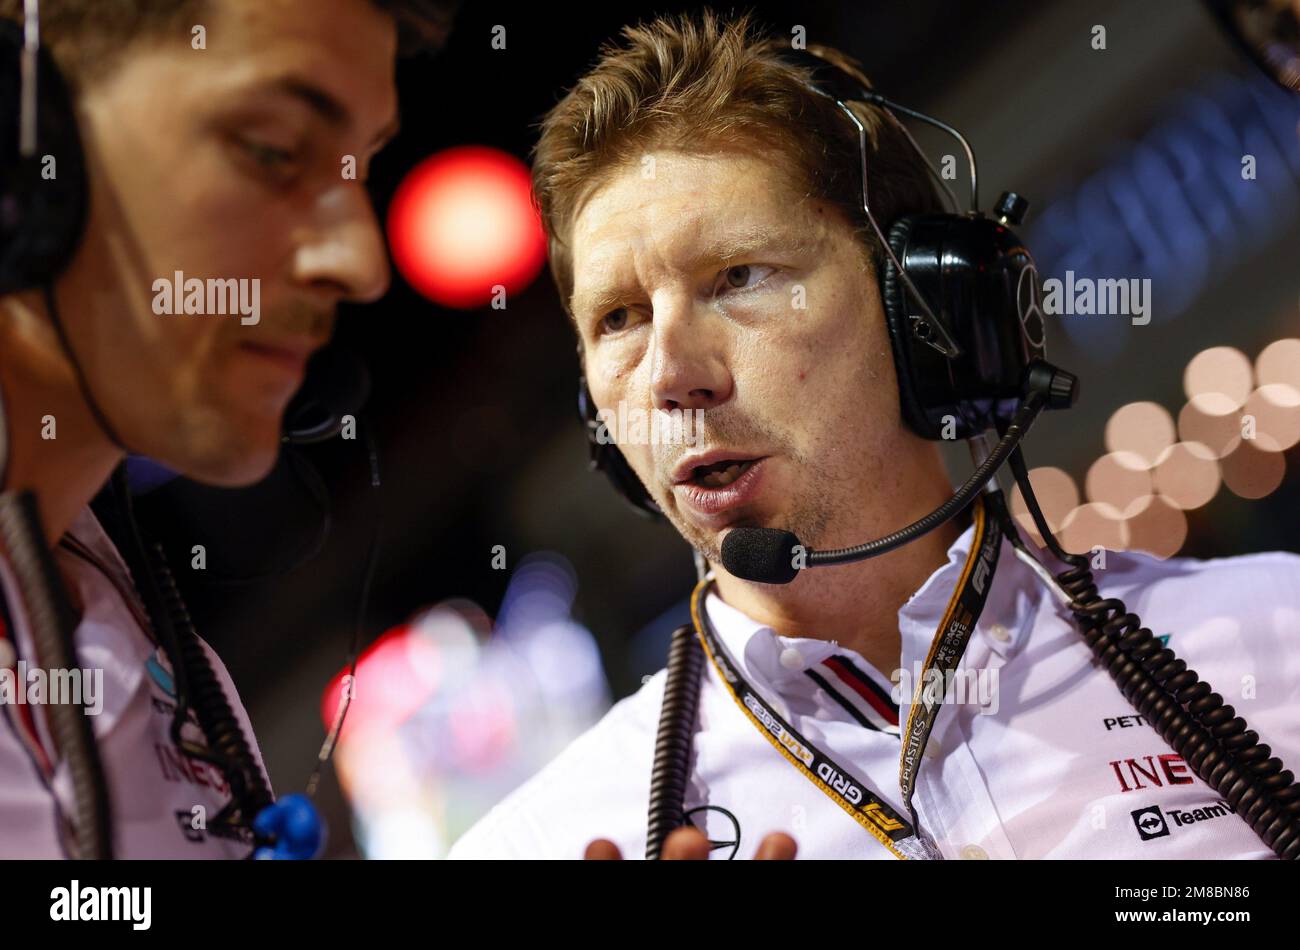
[754,832,797,860]
[661,826,711,859]
[584,838,623,859]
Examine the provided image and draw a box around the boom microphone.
[283,346,372,445]
[720,527,802,584]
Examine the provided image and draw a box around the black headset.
[578,48,1049,519]
[0,12,85,295]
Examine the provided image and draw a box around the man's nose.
[649,301,734,412]
[291,184,392,304]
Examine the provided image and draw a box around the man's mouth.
[238,341,313,375]
[688,457,759,488]
[672,452,769,519]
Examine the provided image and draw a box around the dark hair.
[372,0,460,57]
[0,0,459,85]
[532,9,943,315]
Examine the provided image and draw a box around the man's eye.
[239,139,301,173]
[725,265,752,288]
[601,308,631,333]
[715,264,774,295]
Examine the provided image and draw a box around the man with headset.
[0,0,456,857]
[449,11,1300,860]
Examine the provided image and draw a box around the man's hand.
[584,827,797,859]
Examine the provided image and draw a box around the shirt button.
[959,844,989,860]
[779,647,804,670]
[988,623,1011,643]
[925,737,942,759]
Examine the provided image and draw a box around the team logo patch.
[1131,805,1169,840]
[1131,799,1236,842]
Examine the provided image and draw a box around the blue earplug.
[253,793,326,860]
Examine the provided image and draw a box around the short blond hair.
[531,9,943,316]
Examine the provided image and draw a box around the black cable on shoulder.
[145,539,273,827]
[112,466,272,843]
[645,622,706,860]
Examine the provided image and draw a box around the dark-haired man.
[0,0,456,857]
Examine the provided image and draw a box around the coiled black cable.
[645,622,705,859]
[113,466,272,846]
[1003,444,1300,859]
[144,540,274,828]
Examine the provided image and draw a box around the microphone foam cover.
[721,527,802,585]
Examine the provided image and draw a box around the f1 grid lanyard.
[691,494,1003,860]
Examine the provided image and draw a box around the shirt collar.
[703,509,1037,695]
[59,505,138,594]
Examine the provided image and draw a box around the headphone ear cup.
[577,378,663,520]
[0,18,89,295]
[880,215,940,440]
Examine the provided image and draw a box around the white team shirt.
[449,522,1300,859]
[0,505,270,858]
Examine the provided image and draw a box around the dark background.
[134,0,1300,856]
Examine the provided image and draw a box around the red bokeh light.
[387,145,547,309]
[320,623,441,744]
